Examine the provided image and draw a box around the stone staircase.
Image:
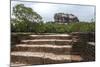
[11,34,83,67]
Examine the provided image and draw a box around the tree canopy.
[11,4,43,32]
[12,4,42,23]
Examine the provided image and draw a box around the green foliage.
[11,4,43,32]
[11,4,95,33]
[11,21,95,33]
[64,22,95,33]
[12,4,42,23]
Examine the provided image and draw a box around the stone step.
[71,55,83,62]
[11,55,70,66]
[21,39,73,45]
[11,44,72,55]
[11,52,83,66]
[87,42,95,46]
[15,44,72,48]
[10,63,28,67]
[27,34,72,40]
[11,52,83,61]
[11,51,71,61]
[30,34,71,37]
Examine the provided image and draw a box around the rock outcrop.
[54,13,79,23]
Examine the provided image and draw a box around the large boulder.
[54,13,79,23]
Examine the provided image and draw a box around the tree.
[12,4,42,23]
[11,4,43,32]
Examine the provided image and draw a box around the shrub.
[11,22,95,33]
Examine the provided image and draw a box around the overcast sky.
[11,1,95,22]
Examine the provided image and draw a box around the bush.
[65,22,95,33]
[11,22,95,33]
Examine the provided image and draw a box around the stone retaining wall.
[71,32,95,61]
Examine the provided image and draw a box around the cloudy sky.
[11,1,95,22]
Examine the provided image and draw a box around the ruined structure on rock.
[54,13,79,23]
